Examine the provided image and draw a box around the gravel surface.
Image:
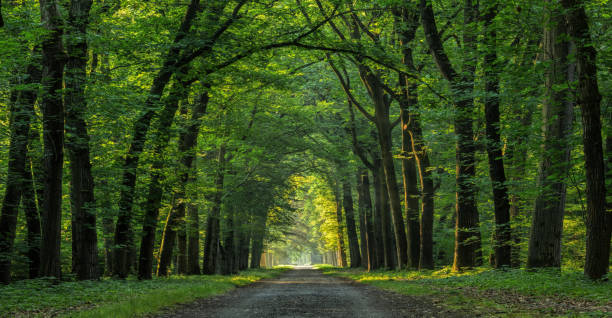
[156,266,467,318]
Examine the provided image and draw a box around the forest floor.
[155,266,468,317]
[0,268,289,318]
[318,265,612,317]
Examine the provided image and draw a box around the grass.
[0,266,290,318]
[315,265,612,317]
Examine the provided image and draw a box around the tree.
[527,1,574,269]
[38,0,66,279]
[560,0,610,279]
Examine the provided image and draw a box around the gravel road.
[156,266,466,317]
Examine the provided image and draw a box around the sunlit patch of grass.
[0,267,289,318]
[317,265,612,316]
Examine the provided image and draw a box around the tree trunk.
[23,151,41,279]
[482,2,511,268]
[65,0,98,280]
[373,95,408,270]
[177,226,187,274]
[395,3,422,270]
[113,0,202,278]
[157,202,185,276]
[419,0,481,270]
[0,54,41,283]
[221,208,235,275]
[250,212,267,269]
[358,168,378,270]
[527,3,574,269]
[138,79,193,280]
[342,180,361,268]
[560,0,610,280]
[187,203,200,274]
[373,158,393,268]
[356,171,369,269]
[38,0,66,279]
[202,145,226,274]
[334,183,348,267]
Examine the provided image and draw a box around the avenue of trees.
[0,0,610,284]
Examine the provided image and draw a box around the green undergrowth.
[316,265,612,317]
[0,266,290,318]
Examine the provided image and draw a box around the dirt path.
[156,266,466,318]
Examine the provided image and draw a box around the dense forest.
[0,0,610,298]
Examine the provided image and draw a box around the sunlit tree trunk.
[333,183,348,267]
[342,180,361,268]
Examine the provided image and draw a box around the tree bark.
[356,171,369,269]
[334,183,348,267]
[482,1,512,268]
[137,78,193,280]
[342,180,361,268]
[249,211,267,269]
[373,158,394,268]
[113,0,203,278]
[394,3,422,270]
[38,0,66,279]
[358,168,377,270]
[187,203,200,274]
[527,2,574,269]
[202,145,226,274]
[560,0,610,279]
[419,0,481,270]
[23,149,41,279]
[65,0,98,280]
[0,53,41,283]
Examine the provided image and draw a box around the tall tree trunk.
[356,171,369,269]
[527,2,574,269]
[419,0,481,270]
[222,209,236,275]
[373,93,408,270]
[373,158,393,268]
[506,111,532,268]
[187,203,200,274]
[177,225,187,274]
[202,145,226,274]
[113,0,202,278]
[358,169,377,270]
[38,0,66,279]
[560,0,610,280]
[482,1,512,268]
[157,91,208,276]
[249,211,267,269]
[0,55,41,283]
[334,183,348,267]
[65,0,98,280]
[138,79,193,280]
[395,3,422,270]
[157,202,184,276]
[342,180,361,268]
[23,150,41,279]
